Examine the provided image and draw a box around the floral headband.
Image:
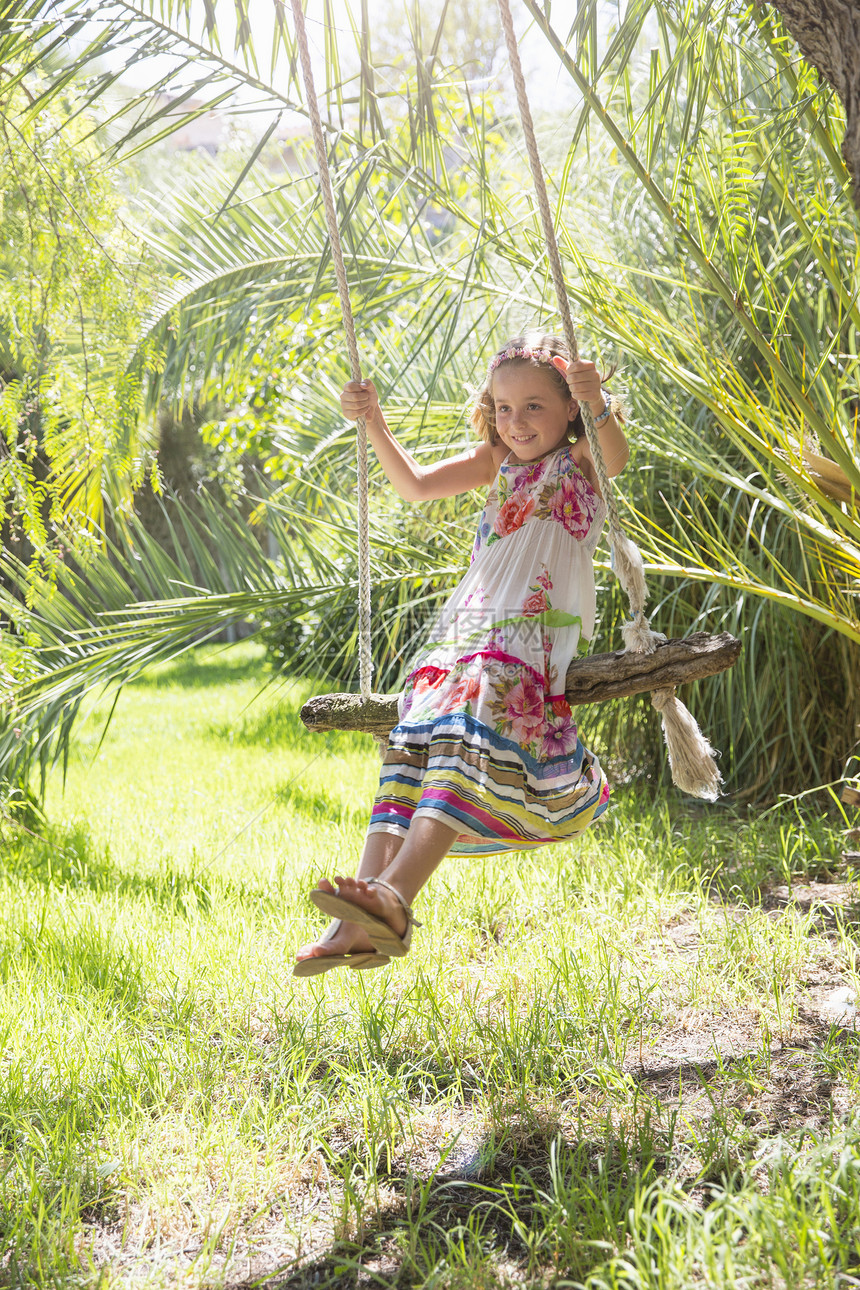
[487,345,559,373]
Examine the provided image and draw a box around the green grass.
[2,642,860,1288]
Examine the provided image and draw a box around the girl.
[294,332,629,975]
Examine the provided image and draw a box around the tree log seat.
[300,631,742,737]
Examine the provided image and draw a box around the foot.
[317,875,409,941]
[294,912,376,964]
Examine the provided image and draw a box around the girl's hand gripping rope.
[551,355,603,412]
[552,355,629,478]
[341,379,381,422]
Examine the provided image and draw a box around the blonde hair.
[470,330,618,444]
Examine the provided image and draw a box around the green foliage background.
[0,0,857,803]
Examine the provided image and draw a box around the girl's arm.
[341,379,498,501]
[577,405,629,481]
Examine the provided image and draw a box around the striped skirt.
[368,709,610,857]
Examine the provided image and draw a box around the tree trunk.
[769,0,860,209]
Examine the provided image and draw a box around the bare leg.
[295,816,459,962]
[312,815,459,944]
[295,830,404,962]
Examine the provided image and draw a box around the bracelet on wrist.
[592,389,612,427]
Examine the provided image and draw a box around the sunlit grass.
[2,643,859,1288]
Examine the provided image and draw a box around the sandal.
[309,877,421,958]
[292,918,391,977]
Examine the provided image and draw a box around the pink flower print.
[504,676,546,743]
[521,589,549,617]
[413,667,446,696]
[536,570,553,591]
[493,491,536,538]
[548,478,590,539]
[445,672,481,712]
[542,715,578,758]
[509,460,546,492]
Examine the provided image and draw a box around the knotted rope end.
[621,617,666,655]
[610,531,649,619]
[651,687,722,801]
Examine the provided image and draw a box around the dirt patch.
[761,879,860,928]
[628,1010,763,1077]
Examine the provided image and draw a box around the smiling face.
[491,362,577,463]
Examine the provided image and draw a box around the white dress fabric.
[369,443,611,855]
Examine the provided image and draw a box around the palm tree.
[1,0,857,800]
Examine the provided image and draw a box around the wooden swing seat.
[300,631,741,737]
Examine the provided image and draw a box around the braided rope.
[496,0,649,628]
[290,0,373,699]
[495,0,729,800]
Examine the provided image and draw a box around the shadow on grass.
[253,1126,667,1290]
[209,703,310,748]
[207,696,378,758]
[691,820,848,902]
[627,1030,856,1173]
[759,880,860,936]
[127,646,269,691]
[253,1030,860,1290]
[4,915,148,1014]
[272,779,371,828]
[0,818,259,915]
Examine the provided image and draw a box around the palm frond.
[0,470,474,793]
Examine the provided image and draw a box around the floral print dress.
[368,444,611,855]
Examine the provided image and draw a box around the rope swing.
[293,0,741,798]
[495,0,725,799]
[290,0,374,702]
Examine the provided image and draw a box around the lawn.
[3,643,860,1288]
